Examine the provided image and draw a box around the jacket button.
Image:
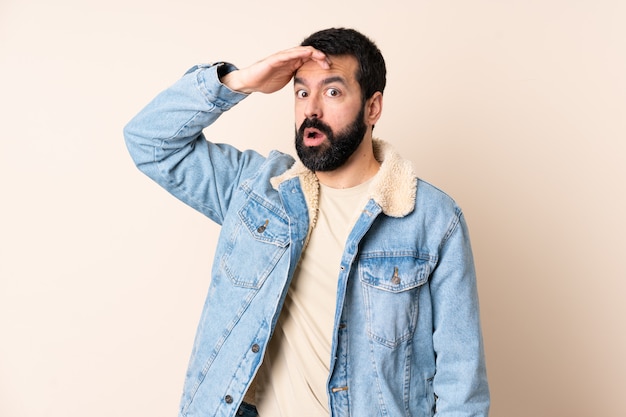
[392,267,401,285]
[257,219,269,233]
[251,343,260,353]
[225,395,233,404]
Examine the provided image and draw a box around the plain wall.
[1,0,624,416]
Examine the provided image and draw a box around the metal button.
[251,343,260,353]
[257,219,269,233]
[392,267,401,285]
[225,395,233,404]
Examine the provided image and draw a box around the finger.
[276,46,329,69]
[306,48,331,69]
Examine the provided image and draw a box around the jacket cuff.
[186,62,249,111]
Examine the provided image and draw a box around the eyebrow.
[293,75,348,88]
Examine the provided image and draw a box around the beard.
[295,106,367,172]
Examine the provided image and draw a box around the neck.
[315,136,380,189]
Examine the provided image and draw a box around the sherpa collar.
[270,139,417,219]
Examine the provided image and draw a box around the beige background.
[1,0,624,416]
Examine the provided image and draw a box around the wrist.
[219,67,253,94]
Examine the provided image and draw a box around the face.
[293,55,367,172]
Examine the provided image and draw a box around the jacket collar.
[271,139,417,219]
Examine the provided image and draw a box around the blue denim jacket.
[124,63,489,417]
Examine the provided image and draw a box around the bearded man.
[124,27,490,417]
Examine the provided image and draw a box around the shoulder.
[415,178,461,214]
[412,178,466,242]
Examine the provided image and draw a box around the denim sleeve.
[429,210,490,416]
[123,63,267,224]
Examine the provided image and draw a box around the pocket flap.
[238,197,289,247]
[360,254,431,293]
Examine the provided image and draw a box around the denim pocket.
[359,254,431,348]
[221,196,289,289]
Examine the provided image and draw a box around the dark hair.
[301,28,386,101]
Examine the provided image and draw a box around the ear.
[365,92,383,127]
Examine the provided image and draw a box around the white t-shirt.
[255,180,372,416]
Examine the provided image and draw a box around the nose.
[304,95,322,119]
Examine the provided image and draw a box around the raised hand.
[221,46,330,94]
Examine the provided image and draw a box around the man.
[124,28,489,417]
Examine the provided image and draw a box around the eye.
[295,89,308,99]
[325,88,341,98]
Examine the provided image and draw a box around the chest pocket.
[220,196,290,289]
[359,254,432,348]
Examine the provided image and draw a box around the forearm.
[123,62,246,167]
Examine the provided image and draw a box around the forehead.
[294,55,359,86]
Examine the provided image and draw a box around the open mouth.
[307,129,321,139]
[303,128,327,147]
